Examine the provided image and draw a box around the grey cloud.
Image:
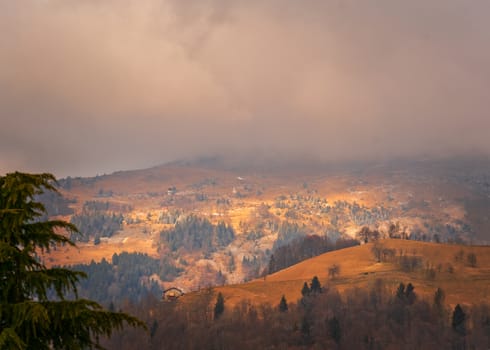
[1,0,490,176]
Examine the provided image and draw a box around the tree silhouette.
[0,172,144,349]
[452,304,466,335]
[278,295,288,312]
[396,282,406,300]
[434,287,445,312]
[328,264,340,279]
[268,254,276,274]
[405,283,416,304]
[214,292,225,320]
[310,276,322,294]
[301,282,311,297]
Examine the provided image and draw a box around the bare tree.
[328,264,341,279]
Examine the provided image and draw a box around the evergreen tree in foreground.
[0,172,145,349]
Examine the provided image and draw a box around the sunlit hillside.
[211,239,490,307]
[41,158,490,293]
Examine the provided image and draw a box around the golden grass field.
[210,239,490,308]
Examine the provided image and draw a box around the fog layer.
[1,1,489,176]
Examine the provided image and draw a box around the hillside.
[211,239,490,307]
[99,238,490,350]
[40,157,490,293]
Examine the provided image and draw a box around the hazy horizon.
[2,1,490,177]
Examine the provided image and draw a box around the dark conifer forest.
[102,278,489,350]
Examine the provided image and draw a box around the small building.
[162,287,184,302]
[167,186,177,195]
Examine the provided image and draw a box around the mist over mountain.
[2,0,490,177]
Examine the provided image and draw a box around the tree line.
[65,252,182,307]
[267,235,359,275]
[70,201,124,242]
[36,189,75,218]
[103,277,490,349]
[159,215,235,254]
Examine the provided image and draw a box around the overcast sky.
[1,0,490,177]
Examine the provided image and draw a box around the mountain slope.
[42,157,490,292]
[211,239,490,307]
